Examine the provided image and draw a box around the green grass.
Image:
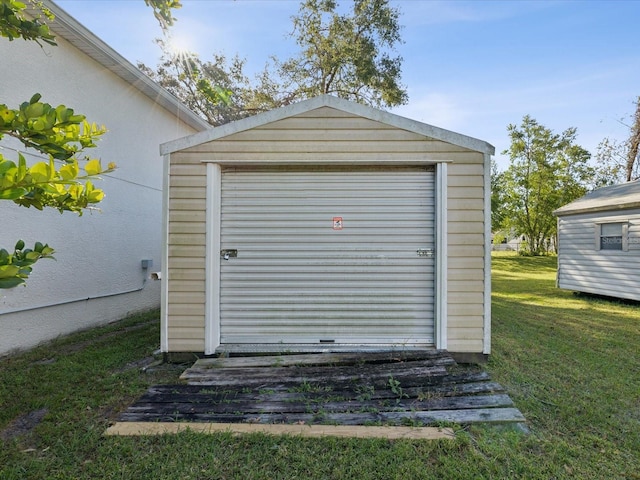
[1,258,639,479]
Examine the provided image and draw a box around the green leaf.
[14,239,25,250]
[59,161,79,180]
[0,105,15,124]
[84,159,102,176]
[0,265,20,279]
[29,161,51,182]
[0,277,25,288]
[24,102,44,118]
[0,188,28,200]
[25,251,41,261]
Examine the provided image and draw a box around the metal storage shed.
[554,180,640,301]
[160,95,495,360]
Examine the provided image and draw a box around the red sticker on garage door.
[333,217,343,230]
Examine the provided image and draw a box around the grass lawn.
[1,254,638,479]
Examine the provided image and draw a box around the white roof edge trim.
[554,180,640,216]
[161,94,495,155]
[554,201,640,217]
[198,158,454,165]
[34,1,209,132]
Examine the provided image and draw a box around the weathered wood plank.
[182,356,456,380]
[182,364,450,388]
[118,407,526,425]
[122,393,513,416]
[191,351,449,370]
[139,380,504,404]
[116,353,525,428]
[105,422,456,440]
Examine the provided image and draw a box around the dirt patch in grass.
[0,408,48,442]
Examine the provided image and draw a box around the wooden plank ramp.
[111,351,526,436]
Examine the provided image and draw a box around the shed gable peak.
[161,95,495,155]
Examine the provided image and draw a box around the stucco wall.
[0,29,198,355]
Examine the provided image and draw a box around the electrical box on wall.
[141,259,153,269]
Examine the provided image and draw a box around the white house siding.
[0,16,201,355]
[165,103,492,354]
[557,209,640,301]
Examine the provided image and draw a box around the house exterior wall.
[0,27,199,355]
[557,208,640,301]
[165,106,489,354]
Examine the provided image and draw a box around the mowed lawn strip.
[0,254,638,479]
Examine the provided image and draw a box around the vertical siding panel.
[447,154,487,353]
[166,161,207,350]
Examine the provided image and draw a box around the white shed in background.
[554,180,640,301]
[161,95,495,361]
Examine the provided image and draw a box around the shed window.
[598,222,627,251]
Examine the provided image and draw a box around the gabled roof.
[160,94,495,155]
[30,1,209,132]
[554,180,640,216]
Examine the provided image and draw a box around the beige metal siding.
[165,105,489,353]
[558,209,640,301]
[447,157,486,353]
[179,107,474,164]
[167,160,207,351]
[219,167,436,345]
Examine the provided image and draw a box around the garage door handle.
[221,249,237,260]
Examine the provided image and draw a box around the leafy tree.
[490,160,506,230]
[144,0,182,29]
[0,92,112,288]
[139,0,407,127]
[593,97,640,187]
[0,0,183,287]
[499,116,592,255]
[277,0,407,108]
[0,0,55,45]
[138,42,256,126]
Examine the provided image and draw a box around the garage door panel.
[220,167,435,346]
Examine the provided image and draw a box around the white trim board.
[205,163,222,355]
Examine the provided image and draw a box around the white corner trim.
[435,163,448,350]
[205,163,222,354]
[483,153,492,354]
[160,154,170,352]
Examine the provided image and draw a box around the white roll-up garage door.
[219,167,436,346]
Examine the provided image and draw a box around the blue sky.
[56,0,640,168]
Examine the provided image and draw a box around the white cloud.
[392,91,471,131]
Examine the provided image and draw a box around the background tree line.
[493,97,640,256]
